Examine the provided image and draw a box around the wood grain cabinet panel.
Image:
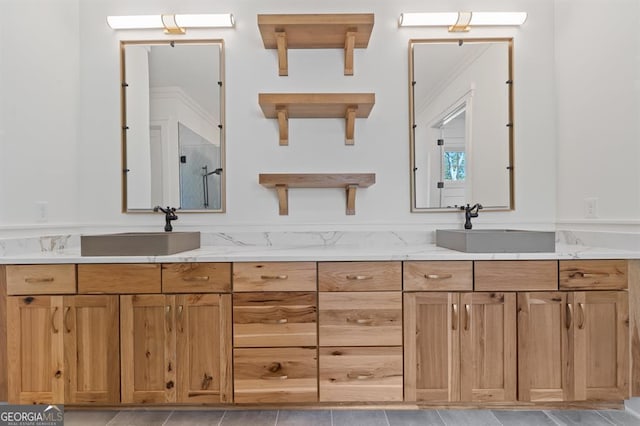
[318,261,401,291]
[319,291,402,347]
[319,347,402,402]
[176,294,232,403]
[405,291,517,403]
[120,294,175,404]
[404,261,472,291]
[63,295,120,404]
[404,292,460,402]
[233,347,318,403]
[162,263,231,293]
[460,292,517,402]
[571,291,629,400]
[78,264,161,294]
[7,295,65,404]
[233,262,316,292]
[560,260,628,290]
[121,294,232,404]
[517,292,570,402]
[7,264,76,295]
[233,292,317,347]
[475,261,558,292]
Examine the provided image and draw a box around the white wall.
[555,0,640,230]
[1,0,558,234]
[0,0,80,227]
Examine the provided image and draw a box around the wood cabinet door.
[517,292,570,402]
[460,292,516,402]
[120,295,176,403]
[64,295,120,404]
[175,294,232,403]
[404,292,460,402]
[571,291,629,400]
[7,295,64,404]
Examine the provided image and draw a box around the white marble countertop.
[1,243,638,264]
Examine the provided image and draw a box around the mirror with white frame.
[121,39,225,212]
[409,38,514,212]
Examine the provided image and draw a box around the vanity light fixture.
[106,13,235,34]
[398,12,527,32]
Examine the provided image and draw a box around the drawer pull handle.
[177,305,184,332]
[183,276,210,282]
[571,271,610,279]
[51,307,59,334]
[64,306,72,333]
[577,303,585,329]
[261,275,288,280]
[261,374,288,380]
[566,303,573,329]
[261,318,288,324]
[424,274,453,280]
[463,304,470,331]
[347,318,373,325]
[347,372,374,380]
[166,305,172,332]
[25,277,54,284]
[452,304,458,331]
[346,274,373,281]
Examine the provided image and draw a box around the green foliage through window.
[444,151,465,181]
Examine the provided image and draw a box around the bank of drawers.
[318,261,403,402]
[232,262,318,403]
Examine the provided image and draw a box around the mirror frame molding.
[119,39,226,213]
[408,38,515,213]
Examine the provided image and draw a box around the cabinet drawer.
[560,260,627,290]
[233,262,316,291]
[6,264,76,295]
[162,263,231,293]
[78,264,161,294]
[404,261,472,291]
[318,261,401,291]
[233,347,317,403]
[319,347,403,402]
[475,261,558,291]
[319,292,402,347]
[233,292,317,347]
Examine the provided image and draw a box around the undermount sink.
[81,232,200,256]
[436,229,555,253]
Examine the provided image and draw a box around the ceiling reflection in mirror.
[121,40,225,213]
[409,39,514,212]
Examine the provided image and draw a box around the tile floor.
[61,408,640,426]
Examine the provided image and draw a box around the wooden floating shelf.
[258,93,375,146]
[257,13,374,76]
[259,173,376,216]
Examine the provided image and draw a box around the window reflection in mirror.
[121,40,225,213]
[409,39,514,212]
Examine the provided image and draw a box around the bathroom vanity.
[1,248,638,409]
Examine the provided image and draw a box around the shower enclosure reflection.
[121,40,225,212]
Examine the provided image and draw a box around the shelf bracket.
[346,184,357,215]
[344,30,356,76]
[345,107,357,145]
[276,106,289,146]
[276,184,289,215]
[276,31,288,76]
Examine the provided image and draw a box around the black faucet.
[460,203,483,230]
[153,206,178,232]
